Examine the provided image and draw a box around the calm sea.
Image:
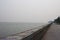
[0,22,47,37]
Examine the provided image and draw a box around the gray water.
[0,22,46,37]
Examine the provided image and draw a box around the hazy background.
[0,0,60,23]
[0,0,60,38]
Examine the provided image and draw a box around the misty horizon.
[0,0,60,23]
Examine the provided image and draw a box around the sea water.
[0,22,46,37]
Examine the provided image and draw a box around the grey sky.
[0,0,60,23]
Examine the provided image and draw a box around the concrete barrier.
[22,23,52,40]
[0,23,53,40]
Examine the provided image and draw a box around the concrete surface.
[42,23,60,40]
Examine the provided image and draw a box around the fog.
[0,0,60,23]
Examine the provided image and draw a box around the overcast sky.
[0,0,60,23]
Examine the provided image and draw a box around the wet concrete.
[42,23,60,40]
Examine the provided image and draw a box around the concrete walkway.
[42,23,60,40]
